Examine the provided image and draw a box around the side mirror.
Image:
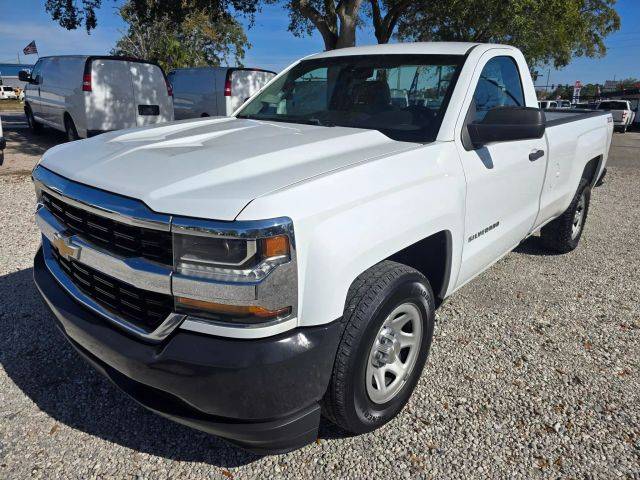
[18,70,33,83]
[468,107,545,148]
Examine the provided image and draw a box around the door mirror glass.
[18,70,33,83]
[468,106,546,147]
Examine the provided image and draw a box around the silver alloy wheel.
[366,302,423,404]
[572,192,586,239]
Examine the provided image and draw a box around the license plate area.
[138,105,160,116]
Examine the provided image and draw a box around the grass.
[0,99,23,112]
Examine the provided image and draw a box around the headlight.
[173,233,290,282]
[171,217,297,325]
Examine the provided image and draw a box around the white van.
[168,67,276,119]
[20,56,174,140]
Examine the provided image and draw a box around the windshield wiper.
[237,114,334,127]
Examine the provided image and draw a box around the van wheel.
[25,106,43,134]
[540,179,591,253]
[64,116,79,142]
[322,261,435,434]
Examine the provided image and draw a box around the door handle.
[529,149,545,161]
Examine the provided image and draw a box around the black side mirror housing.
[468,107,546,148]
[18,70,33,83]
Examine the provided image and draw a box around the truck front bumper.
[33,247,341,454]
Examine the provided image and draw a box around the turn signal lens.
[261,235,289,259]
[176,297,291,321]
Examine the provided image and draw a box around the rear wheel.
[64,116,79,142]
[540,179,591,253]
[25,105,43,134]
[322,261,435,434]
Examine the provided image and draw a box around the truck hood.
[40,117,419,220]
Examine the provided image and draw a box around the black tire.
[25,105,43,134]
[540,179,591,253]
[322,261,435,434]
[64,115,79,142]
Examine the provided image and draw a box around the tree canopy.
[111,2,249,71]
[395,0,621,69]
[44,0,622,75]
[44,0,258,33]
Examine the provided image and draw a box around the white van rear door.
[227,69,276,114]
[90,59,137,131]
[127,62,174,127]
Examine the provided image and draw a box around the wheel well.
[582,155,602,186]
[387,230,451,307]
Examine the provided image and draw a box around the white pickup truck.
[596,99,635,133]
[32,43,612,454]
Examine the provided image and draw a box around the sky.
[0,0,638,86]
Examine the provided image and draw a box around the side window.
[30,59,43,85]
[471,56,524,121]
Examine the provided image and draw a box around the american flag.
[23,41,38,55]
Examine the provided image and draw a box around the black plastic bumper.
[33,247,342,453]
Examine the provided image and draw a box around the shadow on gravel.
[4,124,67,157]
[513,235,564,256]
[0,267,345,466]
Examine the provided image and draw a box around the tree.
[44,0,258,33]
[266,1,415,50]
[111,4,249,71]
[396,0,620,69]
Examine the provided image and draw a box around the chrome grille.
[50,244,173,330]
[42,191,173,265]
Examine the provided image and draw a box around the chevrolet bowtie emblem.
[52,232,81,260]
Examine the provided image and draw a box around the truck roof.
[306,42,517,60]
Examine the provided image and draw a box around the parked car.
[0,86,17,100]
[0,114,5,165]
[627,98,640,128]
[32,42,612,454]
[19,55,174,141]
[168,67,276,119]
[596,99,635,133]
[538,100,558,108]
[556,100,571,108]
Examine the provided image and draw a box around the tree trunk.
[334,0,363,49]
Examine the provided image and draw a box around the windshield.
[236,54,464,143]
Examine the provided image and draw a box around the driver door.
[455,54,547,287]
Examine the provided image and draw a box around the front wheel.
[322,261,435,434]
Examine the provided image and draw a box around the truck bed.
[543,109,609,127]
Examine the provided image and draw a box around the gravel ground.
[0,134,639,479]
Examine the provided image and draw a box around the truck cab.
[32,43,612,453]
